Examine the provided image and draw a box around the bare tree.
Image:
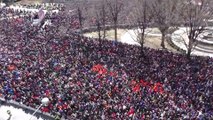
[64,0,89,33]
[106,0,124,41]
[96,19,102,42]
[77,7,83,33]
[150,0,180,49]
[180,0,212,58]
[93,0,108,42]
[128,0,152,56]
[93,8,102,45]
[99,1,107,39]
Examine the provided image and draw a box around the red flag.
[140,79,148,87]
[128,107,135,116]
[132,84,140,93]
[153,82,164,94]
[98,67,108,75]
[109,71,116,77]
[131,80,137,85]
[92,64,103,72]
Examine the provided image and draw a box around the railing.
[0,98,54,120]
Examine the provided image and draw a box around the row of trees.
[73,0,213,58]
[2,0,213,58]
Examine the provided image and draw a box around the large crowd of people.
[11,3,64,11]
[0,3,212,120]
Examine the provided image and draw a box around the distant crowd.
[0,3,212,120]
[11,3,64,11]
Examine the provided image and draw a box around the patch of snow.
[120,28,162,45]
[0,106,43,120]
[171,27,213,57]
[121,28,213,57]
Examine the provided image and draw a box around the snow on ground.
[120,28,162,46]
[121,28,213,57]
[0,106,43,120]
[171,27,213,57]
[120,29,140,45]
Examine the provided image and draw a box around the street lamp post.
[29,97,49,120]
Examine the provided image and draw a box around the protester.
[0,4,212,120]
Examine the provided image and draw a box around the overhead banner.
[32,8,45,26]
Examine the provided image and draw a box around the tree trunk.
[140,46,144,57]
[97,22,101,42]
[161,32,166,49]
[140,28,145,56]
[187,38,193,59]
[103,28,106,39]
[78,8,83,34]
[114,24,118,41]
[187,48,191,59]
[102,5,106,39]
[95,20,102,51]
